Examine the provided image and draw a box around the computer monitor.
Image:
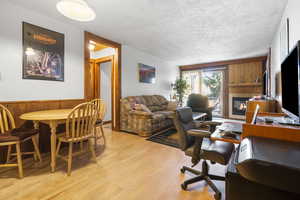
[281,41,300,122]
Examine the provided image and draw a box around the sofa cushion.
[154,95,169,105]
[154,111,175,119]
[152,113,166,121]
[135,104,152,113]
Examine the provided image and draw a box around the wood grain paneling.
[180,56,267,71]
[229,86,263,94]
[228,61,264,94]
[228,62,263,85]
[0,99,85,127]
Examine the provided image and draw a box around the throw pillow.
[135,104,152,113]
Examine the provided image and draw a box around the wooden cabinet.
[245,99,283,123]
[229,61,264,94]
[229,61,263,85]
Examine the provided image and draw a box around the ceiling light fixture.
[56,0,96,22]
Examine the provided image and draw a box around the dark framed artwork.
[22,22,64,81]
[138,63,156,84]
[280,18,290,62]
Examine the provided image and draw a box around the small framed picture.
[138,63,156,84]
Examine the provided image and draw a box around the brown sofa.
[120,95,176,137]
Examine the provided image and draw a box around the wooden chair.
[0,104,42,179]
[56,102,98,176]
[90,99,106,147]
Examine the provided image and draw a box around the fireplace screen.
[232,97,250,115]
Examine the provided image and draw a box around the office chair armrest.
[200,121,222,127]
[187,129,211,138]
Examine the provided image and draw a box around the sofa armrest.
[167,101,178,111]
[128,110,153,119]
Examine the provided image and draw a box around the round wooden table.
[20,109,73,173]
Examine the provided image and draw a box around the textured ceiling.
[7,0,287,65]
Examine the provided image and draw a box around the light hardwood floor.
[0,125,226,200]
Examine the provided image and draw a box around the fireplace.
[232,97,249,115]
[229,93,258,119]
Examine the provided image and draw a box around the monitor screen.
[281,46,299,119]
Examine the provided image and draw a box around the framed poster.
[280,18,289,62]
[22,22,64,81]
[138,63,156,84]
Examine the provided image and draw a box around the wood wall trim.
[0,99,83,105]
[179,56,267,71]
[0,99,85,127]
[95,56,114,64]
[84,31,121,131]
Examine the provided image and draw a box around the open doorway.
[90,44,115,124]
[84,32,121,130]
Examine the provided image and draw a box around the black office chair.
[173,107,234,200]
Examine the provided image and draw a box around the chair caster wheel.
[214,193,221,200]
[181,183,187,190]
[180,168,186,173]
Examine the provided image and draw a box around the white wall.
[100,62,112,121]
[0,2,178,102]
[0,1,84,101]
[270,0,299,99]
[121,45,178,99]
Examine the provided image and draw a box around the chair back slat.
[66,103,98,140]
[90,99,106,121]
[0,104,16,134]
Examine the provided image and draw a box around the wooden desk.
[211,128,241,144]
[242,121,300,143]
[210,122,242,144]
[211,117,300,144]
[20,109,72,172]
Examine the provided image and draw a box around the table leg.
[33,121,40,161]
[49,121,57,173]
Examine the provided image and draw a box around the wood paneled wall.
[228,62,263,85]
[0,99,85,127]
[228,61,264,94]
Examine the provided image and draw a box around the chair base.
[180,161,225,200]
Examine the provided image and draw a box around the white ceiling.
[7,0,287,65]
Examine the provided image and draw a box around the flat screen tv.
[281,41,300,121]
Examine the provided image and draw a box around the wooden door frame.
[92,56,114,124]
[84,31,121,131]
